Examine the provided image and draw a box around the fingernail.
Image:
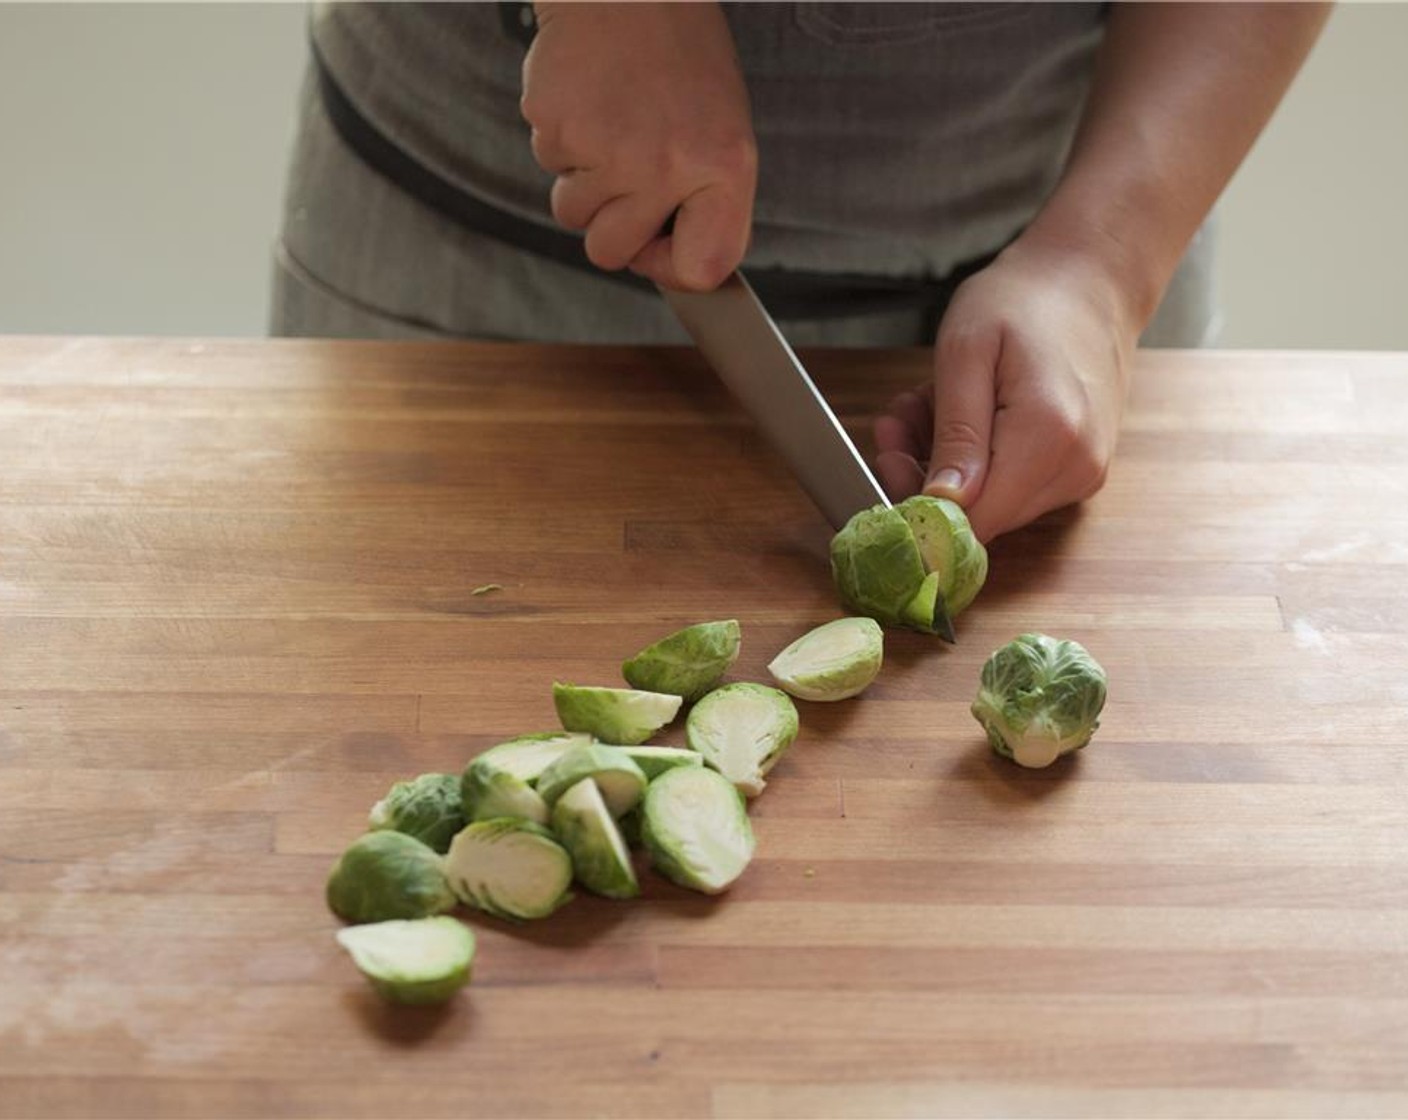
[927,468,963,495]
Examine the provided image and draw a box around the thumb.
[923,325,997,507]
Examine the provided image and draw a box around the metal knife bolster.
[660,273,890,531]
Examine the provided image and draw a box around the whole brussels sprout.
[367,772,465,854]
[971,633,1108,768]
[326,831,456,924]
[829,495,987,637]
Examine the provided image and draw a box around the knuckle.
[933,419,986,456]
[710,132,758,183]
[935,320,989,365]
[583,225,633,272]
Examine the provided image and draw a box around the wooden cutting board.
[2,337,1407,1118]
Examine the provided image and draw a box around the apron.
[270,1,1218,347]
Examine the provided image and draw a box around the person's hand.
[873,238,1140,543]
[522,2,756,291]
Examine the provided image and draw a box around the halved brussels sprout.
[897,494,989,617]
[335,917,475,1005]
[621,620,741,701]
[830,496,986,636]
[460,757,550,826]
[474,731,592,784]
[367,772,465,855]
[686,682,798,798]
[553,683,682,746]
[617,806,643,849]
[767,617,884,702]
[535,742,647,818]
[326,831,456,924]
[551,779,640,899]
[621,745,705,780]
[972,633,1108,769]
[443,818,573,922]
[641,766,755,894]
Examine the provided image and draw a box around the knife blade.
[660,271,889,532]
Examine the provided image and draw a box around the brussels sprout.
[621,745,705,780]
[971,633,1108,769]
[686,682,798,798]
[641,766,755,894]
[367,772,465,854]
[535,742,648,818]
[829,496,986,637]
[828,505,929,629]
[621,620,742,701]
[553,683,682,746]
[326,831,456,924]
[767,617,884,702]
[443,818,574,922]
[461,757,550,826]
[617,806,643,849]
[896,494,989,617]
[550,779,640,899]
[475,731,592,785]
[335,917,475,1005]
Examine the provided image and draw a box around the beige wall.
[0,3,306,336]
[0,2,1404,348]
[1215,2,1408,350]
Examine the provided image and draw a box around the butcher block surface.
[2,336,1407,1118]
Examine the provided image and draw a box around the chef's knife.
[660,271,887,531]
[661,271,956,643]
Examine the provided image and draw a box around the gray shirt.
[310,1,1107,281]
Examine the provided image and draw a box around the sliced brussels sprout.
[475,731,592,785]
[829,496,986,637]
[686,682,798,798]
[335,917,475,1005]
[326,831,456,924]
[460,757,550,826]
[972,633,1108,769]
[641,766,755,894]
[553,683,682,746]
[621,620,742,701]
[900,570,945,635]
[621,744,705,781]
[897,494,989,617]
[443,818,573,922]
[617,806,643,850]
[767,617,884,702]
[550,779,640,899]
[535,742,648,818]
[367,772,465,854]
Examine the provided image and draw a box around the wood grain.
[2,337,1407,1119]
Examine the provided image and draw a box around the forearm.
[1023,1,1331,327]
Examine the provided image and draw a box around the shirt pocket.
[793,2,1034,47]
